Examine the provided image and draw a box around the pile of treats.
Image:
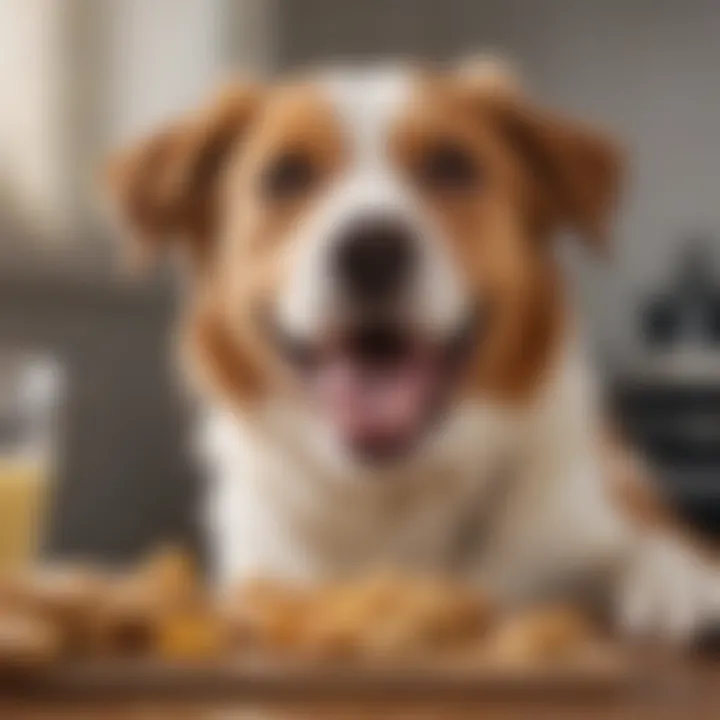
[0,548,602,671]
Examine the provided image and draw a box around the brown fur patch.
[409,72,620,401]
[391,77,569,402]
[105,82,263,270]
[185,84,349,406]
[451,69,623,251]
[217,81,346,292]
[184,298,267,407]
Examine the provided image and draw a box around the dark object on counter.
[617,239,720,539]
[611,379,720,540]
[693,623,720,657]
[642,241,720,348]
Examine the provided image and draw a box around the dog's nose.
[333,216,416,302]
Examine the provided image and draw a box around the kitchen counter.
[2,653,719,719]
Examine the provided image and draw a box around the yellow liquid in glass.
[0,456,48,571]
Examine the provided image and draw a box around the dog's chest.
[199,403,524,583]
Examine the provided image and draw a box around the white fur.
[199,392,524,582]
[617,533,720,640]
[277,68,468,343]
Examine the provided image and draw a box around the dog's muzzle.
[267,209,482,465]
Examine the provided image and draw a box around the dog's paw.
[616,534,720,642]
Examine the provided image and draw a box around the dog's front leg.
[615,530,720,641]
[476,439,720,642]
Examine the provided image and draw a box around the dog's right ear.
[105,82,262,270]
[455,56,622,254]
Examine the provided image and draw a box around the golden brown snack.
[297,571,409,656]
[485,605,599,665]
[0,548,209,663]
[88,576,161,656]
[225,578,313,651]
[0,565,112,653]
[0,565,108,617]
[226,572,493,660]
[359,578,491,657]
[155,609,228,662]
[0,611,62,669]
[87,548,202,656]
[0,555,600,671]
[134,546,202,610]
[306,574,491,659]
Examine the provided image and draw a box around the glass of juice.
[0,353,62,571]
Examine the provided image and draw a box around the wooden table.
[1,654,718,719]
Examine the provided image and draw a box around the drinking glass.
[0,352,62,571]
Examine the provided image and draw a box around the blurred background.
[0,0,718,566]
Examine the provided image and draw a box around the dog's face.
[107,61,620,467]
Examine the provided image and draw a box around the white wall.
[106,0,230,146]
[0,0,71,240]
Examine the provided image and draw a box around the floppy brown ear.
[105,82,262,269]
[494,98,622,251]
[457,59,623,251]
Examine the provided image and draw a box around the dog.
[106,58,720,642]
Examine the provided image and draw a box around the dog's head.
[106,60,621,467]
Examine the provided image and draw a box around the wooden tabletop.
[1,654,718,719]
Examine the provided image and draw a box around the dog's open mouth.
[271,314,479,462]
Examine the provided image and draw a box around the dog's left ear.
[105,82,262,270]
[457,58,623,252]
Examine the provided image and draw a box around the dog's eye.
[418,142,480,192]
[261,151,317,200]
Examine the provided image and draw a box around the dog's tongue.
[315,352,437,451]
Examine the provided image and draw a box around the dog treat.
[133,546,202,610]
[0,549,606,673]
[0,611,62,669]
[0,565,113,653]
[226,578,313,651]
[486,605,598,664]
[89,576,162,656]
[226,571,493,660]
[155,608,228,661]
[89,547,202,656]
[305,573,491,658]
[357,577,491,657]
[0,565,108,618]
